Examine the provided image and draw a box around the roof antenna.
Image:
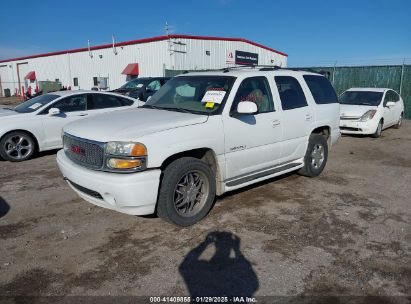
[112,34,118,55]
[87,40,93,58]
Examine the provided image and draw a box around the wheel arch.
[0,129,40,152]
[160,147,223,195]
[311,125,331,146]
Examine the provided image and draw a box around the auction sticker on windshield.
[201,90,226,104]
[29,103,43,110]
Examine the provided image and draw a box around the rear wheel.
[157,157,216,226]
[371,120,383,138]
[298,134,328,177]
[0,131,36,162]
[393,113,403,129]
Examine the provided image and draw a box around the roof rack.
[220,65,283,73]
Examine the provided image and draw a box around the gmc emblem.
[70,145,86,156]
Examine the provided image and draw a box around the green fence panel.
[402,65,411,119]
[300,65,410,119]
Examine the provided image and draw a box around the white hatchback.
[339,88,404,138]
[0,91,139,161]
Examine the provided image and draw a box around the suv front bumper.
[56,150,161,215]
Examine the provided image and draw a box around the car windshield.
[14,94,60,113]
[120,79,147,90]
[142,76,235,115]
[339,91,383,106]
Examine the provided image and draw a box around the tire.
[157,157,216,226]
[371,120,383,138]
[393,113,403,129]
[298,134,328,177]
[0,131,36,162]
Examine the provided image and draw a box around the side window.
[146,80,161,92]
[383,91,398,105]
[303,75,338,104]
[119,97,134,106]
[231,77,274,114]
[51,95,86,112]
[88,94,123,110]
[275,76,308,110]
[391,91,400,102]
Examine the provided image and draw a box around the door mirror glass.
[386,101,395,107]
[48,107,61,116]
[237,101,258,114]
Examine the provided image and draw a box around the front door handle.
[78,113,88,117]
[305,114,312,121]
[272,120,281,127]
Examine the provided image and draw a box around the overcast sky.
[1,0,410,66]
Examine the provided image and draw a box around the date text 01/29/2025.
[149,296,257,303]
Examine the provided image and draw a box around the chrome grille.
[63,134,105,169]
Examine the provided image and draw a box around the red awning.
[24,71,36,80]
[121,63,139,76]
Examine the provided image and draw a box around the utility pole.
[332,60,337,85]
[399,58,405,95]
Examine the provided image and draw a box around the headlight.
[360,110,377,122]
[106,142,146,156]
[105,142,147,171]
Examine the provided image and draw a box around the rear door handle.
[78,113,88,117]
[305,114,312,121]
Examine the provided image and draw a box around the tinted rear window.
[275,76,308,110]
[303,75,338,104]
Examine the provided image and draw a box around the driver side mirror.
[386,101,395,108]
[48,107,61,116]
[237,101,258,114]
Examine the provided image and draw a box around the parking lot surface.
[0,121,410,300]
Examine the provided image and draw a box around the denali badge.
[70,145,86,156]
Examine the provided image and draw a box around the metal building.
[0,34,287,96]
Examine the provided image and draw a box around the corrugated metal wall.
[301,65,411,119]
[0,38,287,96]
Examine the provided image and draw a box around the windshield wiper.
[141,105,165,110]
[2,107,14,111]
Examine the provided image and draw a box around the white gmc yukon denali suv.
[57,68,340,226]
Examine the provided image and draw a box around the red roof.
[24,71,36,80]
[0,34,288,63]
[122,63,139,75]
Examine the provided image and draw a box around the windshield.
[339,91,383,106]
[120,79,147,90]
[143,76,235,115]
[14,94,60,113]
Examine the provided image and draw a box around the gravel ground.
[0,121,410,303]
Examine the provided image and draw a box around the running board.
[225,163,302,187]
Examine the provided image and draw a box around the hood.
[0,107,21,118]
[64,108,208,142]
[340,104,377,118]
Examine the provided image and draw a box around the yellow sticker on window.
[205,102,215,109]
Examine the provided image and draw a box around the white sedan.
[339,88,404,138]
[0,91,139,161]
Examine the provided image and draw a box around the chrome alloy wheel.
[311,144,325,169]
[173,170,210,217]
[3,134,33,160]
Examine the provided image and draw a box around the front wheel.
[0,131,36,162]
[393,113,403,129]
[157,157,216,226]
[298,134,328,177]
[371,120,383,138]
